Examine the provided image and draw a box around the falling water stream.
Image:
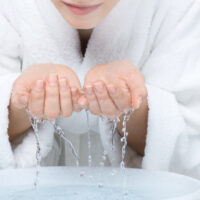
[50,120,79,167]
[120,109,134,199]
[31,119,42,188]
[27,106,133,199]
[120,109,133,169]
[111,117,120,151]
[27,110,79,188]
[26,111,43,188]
[85,110,92,167]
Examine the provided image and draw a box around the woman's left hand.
[81,60,148,118]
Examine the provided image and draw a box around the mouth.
[62,2,102,15]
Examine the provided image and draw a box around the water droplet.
[98,183,104,188]
[80,171,85,177]
[86,110,92,167]
[111,170,116,176]
[73,192,78,196]
[123,190,129,199]
[120,162,125,169]
[99,162,104,167]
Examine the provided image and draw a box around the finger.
[85,84,101,115]
[131,87,147,109]
[11,81,30,109]
[94,81,120,117]
[71,87,82,112]
[28,80,44,118]
[78,95,88,110]
[107,83,131,112]
[44,74,60,119]
[59,78,73,118]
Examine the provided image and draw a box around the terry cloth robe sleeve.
[100,0,200,177]
[0,12,22,168]
[142,0,200,178]
[0,12,55,169]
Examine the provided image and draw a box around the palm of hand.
[12,61,147,119]
[81,61,147,117]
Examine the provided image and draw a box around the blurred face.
[51,0,120,29]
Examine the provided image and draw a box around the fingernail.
[59,79,67,90]
[86,85,93,95]
[35,80,44,91]
[94,83,104,93]
[79,99,87,107]
[20,95,28,105]
[137,97,143,109]
[49,74,57,86]
[107,85,116,94]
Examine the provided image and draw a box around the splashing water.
[111,117,120,150]
[27,111,43,188]
[86,110,92,167]
[26,105,133,197]
[98,150,108,189]
[99,150,107,167]
[33,123,41,188]
[120,109,134,169]
[50,120,79,167]
[26,110,80,187]
[119,109,134,200]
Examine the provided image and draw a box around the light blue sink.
[0,167,200,200]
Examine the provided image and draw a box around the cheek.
[51,0,60,7]
[99,0,120,19]
[104,0,120,11]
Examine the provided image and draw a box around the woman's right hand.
[11,64,83,119]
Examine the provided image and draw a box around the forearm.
[117,98,148,156]
[8,102,31,141]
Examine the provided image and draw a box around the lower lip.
[63,2,101,15]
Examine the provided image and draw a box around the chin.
[66,18,99,29]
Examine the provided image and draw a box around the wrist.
[8,101,31,141]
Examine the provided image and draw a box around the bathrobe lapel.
[79,0,140,85]
[36,0,140,85]
[35,0,82,73]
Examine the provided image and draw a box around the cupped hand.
[11,64,83,119]
[82,60,148,118]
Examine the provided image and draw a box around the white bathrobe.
[0,0,200,178]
